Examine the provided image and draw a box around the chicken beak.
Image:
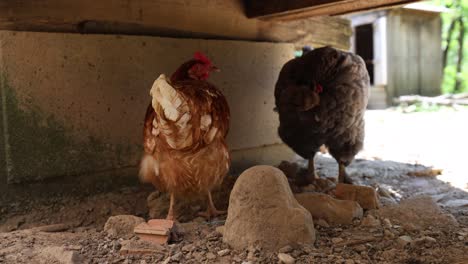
[211,65,220,72]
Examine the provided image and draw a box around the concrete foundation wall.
[0,31,296,183]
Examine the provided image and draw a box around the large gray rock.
[223,165,315,250]
[378,196,458,231]
[104,215,145,238]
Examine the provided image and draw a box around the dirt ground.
[1,108,467,264]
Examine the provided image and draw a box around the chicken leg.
[306,157,319,184]
[338,162,353,184]
[198,191,226,219]
[166,193,176,221]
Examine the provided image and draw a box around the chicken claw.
[338,163,353,184]
[306,157,320,184]
[198,192,226,219]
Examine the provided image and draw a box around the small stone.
[206,252,217,260]
[182,244,195,252]
[290,250,302,258]
[171,252,182,261]
[383,218,392,229]
[353,245,366,253]
[39,246,84,264]
[192,252,204,261]
[377,186,393,198]
[278,245,293,253]
[381,248,397,259]
[278,253,295,264]
[412,236,436,247]
[458,236,464,241]
[302,184,316,192]
[119,240,165,255]
[217,249,231,257]
[215,226,225,236]
[378,197,458,231]
[104,215,145,239]
[335,183,380,209]
[295,192,363,225]
[345,259,355,264]
[193,217,206,223]
[331,237,344,244]
[162,257,170,264]
[384,229,394,239]
[397,235,412,247]
[361,215,381,228]
[316,219,330,228]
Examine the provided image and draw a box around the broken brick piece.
[134,219,175,245]
[335,183,380,210]
[119,240,165,255]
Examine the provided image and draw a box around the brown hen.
[139,52,230,220]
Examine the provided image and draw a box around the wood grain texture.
[0,0,349,49]
[245,0,418,20]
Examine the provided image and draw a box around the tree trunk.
[454,17,465,92]
[443,18,458,70]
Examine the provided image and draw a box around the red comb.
[316,83,323,93]
[194,51,211,64]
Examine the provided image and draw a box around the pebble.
[412,236,437,247]
[171,252,182,261]
[384,229,395,239]
[397,235,412,247]
[206,252,217,260]
[331,237,344,244]
[162,257,170,264]
[217,249,231,257]
[345,260,355,264]
[383,218,392,229]
[215,226,225,236]
[353,245,366,253]
[278,245,293,253]
[361,215,381,227]
[182,244,195,252]
[316,219,330,228]
[278,253,295,264]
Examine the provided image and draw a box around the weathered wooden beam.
[0,0,352,50]
[259,16,352,50]
[245,0,419,20]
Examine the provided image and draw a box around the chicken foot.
[198,191,226,219]
[338,163,353,184]
[306,157,320,184]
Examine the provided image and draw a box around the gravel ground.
[0,108,467,264]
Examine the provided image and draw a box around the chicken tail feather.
[139,154,159,183]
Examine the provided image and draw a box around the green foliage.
[431,0,468,93]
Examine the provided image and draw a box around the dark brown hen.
[275,46,369,184]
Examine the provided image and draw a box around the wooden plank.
[419,12,442,96]
[0,0,353,50]
[0,0,351,50]
[259,16,352,50]
[245,0,419,20]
